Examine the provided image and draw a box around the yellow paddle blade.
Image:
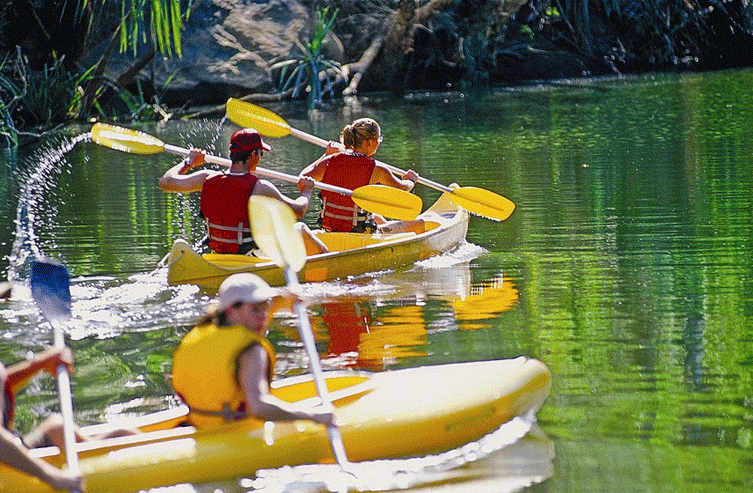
[249,196,307,272]
[352,185,423,221]
[226,98,292,138]
[449,187,516,222]
[91,123,166,154]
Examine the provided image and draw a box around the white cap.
[217,273,278,310]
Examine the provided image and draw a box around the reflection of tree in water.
[683,315,707,393]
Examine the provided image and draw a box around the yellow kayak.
[166,192,469,289]
[1,358,550,493]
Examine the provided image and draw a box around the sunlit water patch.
[302,241,488,304]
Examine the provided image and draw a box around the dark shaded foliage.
[511,0,753,74]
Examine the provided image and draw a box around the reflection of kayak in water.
[315,269,520,369]
[402,425,555,493]
[5,359,550,493]
[166,192,469,290]
[453,272,519,329]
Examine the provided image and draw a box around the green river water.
[0,68,751,492]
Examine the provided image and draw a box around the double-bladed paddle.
[90,123,422,221]
[29,260,80,493]
[248,195,350,467]
[226,98,516,222]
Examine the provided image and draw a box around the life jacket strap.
[322,197,360,226]
[205,219,255,244]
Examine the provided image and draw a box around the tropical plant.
[80,0,190,57]
[0,54,21,147]
[271,7,344,109]
[0,0,191,145]
[122,73,179,120]
[0,48,97,145]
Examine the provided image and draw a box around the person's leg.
[295,223,329,255]
[24,414,139,449]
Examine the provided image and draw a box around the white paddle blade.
[249,196,307,272]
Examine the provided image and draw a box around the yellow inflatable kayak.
[166,192,469,289]
[1,358,550,493]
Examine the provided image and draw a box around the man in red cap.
[159,128,327,255]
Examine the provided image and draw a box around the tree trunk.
[365,0,461,94]
[368,0,418,95]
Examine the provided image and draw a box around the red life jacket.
[319,153,376,232]
[200,172,259,254]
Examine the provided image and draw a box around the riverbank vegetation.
[2,0,753,147]
[1,0,190,146]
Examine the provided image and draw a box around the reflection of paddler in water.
[320,301,374,368]
[312,300,427,371]
[272,304,378,369]
[311,269,519,369]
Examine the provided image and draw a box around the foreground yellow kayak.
[166,192,469,289]
[2,358,550,493]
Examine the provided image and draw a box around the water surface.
[1,69,752,492]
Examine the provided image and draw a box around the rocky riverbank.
[3,0,753,119]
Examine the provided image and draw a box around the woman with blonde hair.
[300,118,424,234]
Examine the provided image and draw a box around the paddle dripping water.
[8,133,88,281]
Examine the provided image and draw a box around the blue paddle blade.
[30,260,72,322]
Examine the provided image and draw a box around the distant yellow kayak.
[165,192,469,289]
[1,358,550,493]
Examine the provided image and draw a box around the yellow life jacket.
[172,322,276,428]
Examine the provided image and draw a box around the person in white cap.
[171,273,335,428]
[159,128,327,256]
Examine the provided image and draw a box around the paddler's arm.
[158,148,218,193]
[299,141,342,181]
[237,346,334,426]
[251,177,316,219]
[0,427,84,491]
[370,165,418,192]
[5,347,73,395]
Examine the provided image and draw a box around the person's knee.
[295,222,328,254]
[24,414,65,448]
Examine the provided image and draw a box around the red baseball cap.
[229,128,272,152]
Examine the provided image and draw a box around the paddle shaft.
[30,261,80,491]
[285,128,458,195]
[284,267,350,466]
[49,303,81,490]
[224,98,514,221]
[163,143,360,198]
[55,359,80,483]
